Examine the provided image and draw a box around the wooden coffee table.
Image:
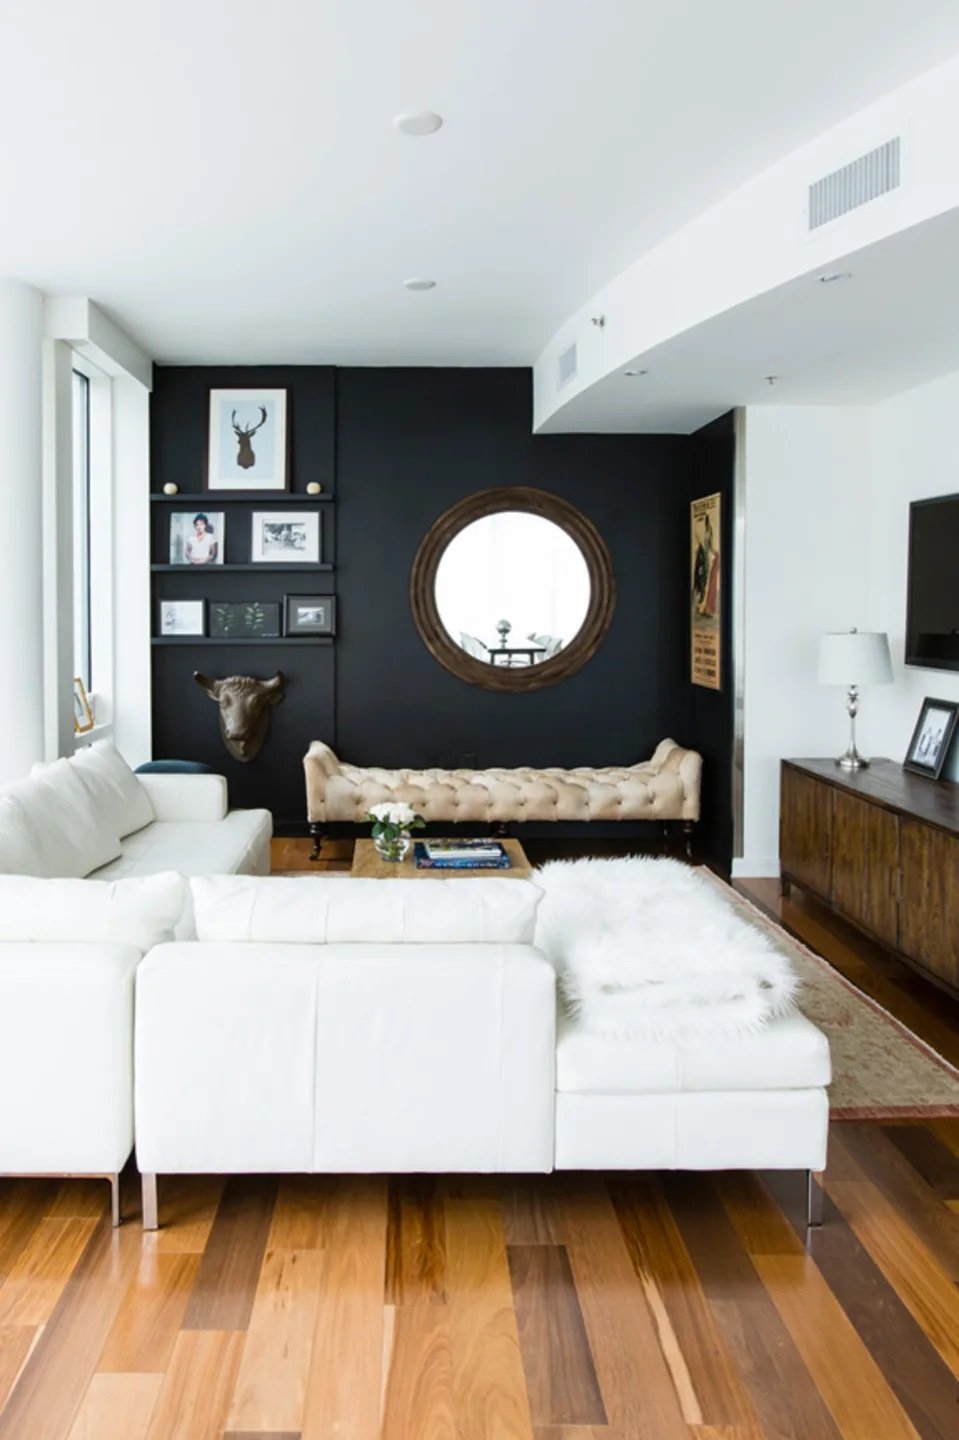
[351,838,531,880]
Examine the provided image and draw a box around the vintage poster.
[690,492,721,690]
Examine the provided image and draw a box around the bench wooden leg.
[683,820,695,859]
[308,824,324,862]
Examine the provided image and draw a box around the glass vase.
[374,830,411,863]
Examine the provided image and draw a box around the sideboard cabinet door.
[780,766,833,898]
[831,790,900,948]
[899,819,959,991]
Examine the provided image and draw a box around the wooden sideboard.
[780,758,959,996]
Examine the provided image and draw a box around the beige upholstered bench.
[304,738,702,855]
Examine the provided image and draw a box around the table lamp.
[817,628,893,770]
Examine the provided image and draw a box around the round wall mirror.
[410,487,615,692]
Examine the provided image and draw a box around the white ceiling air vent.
[557,342,578,389]
[808,137,900,230]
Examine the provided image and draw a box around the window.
[72,369,91,690]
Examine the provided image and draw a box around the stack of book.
[413,838,511,870]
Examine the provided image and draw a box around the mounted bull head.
[231,406,267,470]
[194,671,285,763]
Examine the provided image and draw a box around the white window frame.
[71,350,114,741]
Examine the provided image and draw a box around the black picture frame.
[903,696,959,779]
[285,594,337,636]
[208,601,281,640]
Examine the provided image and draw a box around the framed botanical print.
[209,602,282,639]
[207,388,289,492]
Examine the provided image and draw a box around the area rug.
[708,872,959,1119]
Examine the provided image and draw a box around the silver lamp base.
[834,685,869,770]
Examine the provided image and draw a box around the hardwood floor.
[0,840,955,1438]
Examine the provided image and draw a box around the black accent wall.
[151,367,735,863]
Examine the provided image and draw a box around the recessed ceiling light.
[403,278,436,291]
[623,368,648,377]
[818,271,852,284]
[393,111,443,137]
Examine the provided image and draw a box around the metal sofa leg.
[308,824,324,862]
[142,1173,159,1231]
[806,1169,824,1230]
[683,820,695,859]
[109,1173,122,1228]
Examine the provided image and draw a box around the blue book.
[413,842,511,870]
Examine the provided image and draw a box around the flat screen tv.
[906,493,959,671]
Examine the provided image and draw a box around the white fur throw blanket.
[533,857,799,1041]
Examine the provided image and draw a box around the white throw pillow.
[70,741,154,839]
[0,791,52,875]
[2,762,122,877]
[0,871,186,951]
[191,875,541,944]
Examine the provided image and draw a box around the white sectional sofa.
[0,809,829,1229]
[133,875,830,1231]
[0,741,271,879]
[0,743,271,1219]
[0,872,187,1224]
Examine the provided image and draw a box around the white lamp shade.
[817,630,893,686]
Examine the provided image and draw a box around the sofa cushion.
[1,761,122,877]
[70,741,155,839]
[90,811,272,881]
[189,874,541,944]
[555,1009,831,1094]
[0,872,186,951]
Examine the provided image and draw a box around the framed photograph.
[903,697,959,779]
[690,492,721,690]
[209,601,281,639]
[159,599,206,636]
[207,388,289,492]
[169,510,225,566]
[251,511,320,564]
[73,677,94,734]
[285,594,337,636]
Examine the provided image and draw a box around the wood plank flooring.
[0,839,955,1437]
[0,1152,957,1439]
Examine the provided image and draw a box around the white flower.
[369,801,418,826]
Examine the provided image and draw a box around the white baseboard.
[731,856,781,880]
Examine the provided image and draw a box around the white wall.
[737,371,959,876]
[737,406,871,876]
[0,281,45,784]
[865,370,959,780]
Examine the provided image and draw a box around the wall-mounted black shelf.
[150,493,333,503]
[152,636,334,647]
[151,563,334,573]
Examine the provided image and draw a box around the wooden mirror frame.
[410,487,616,693]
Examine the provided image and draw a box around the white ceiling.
[542,209,959,432]
[4,2,959,367]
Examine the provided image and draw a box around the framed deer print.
[206,387,289,492]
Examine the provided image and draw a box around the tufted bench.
[304,738,701,852]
